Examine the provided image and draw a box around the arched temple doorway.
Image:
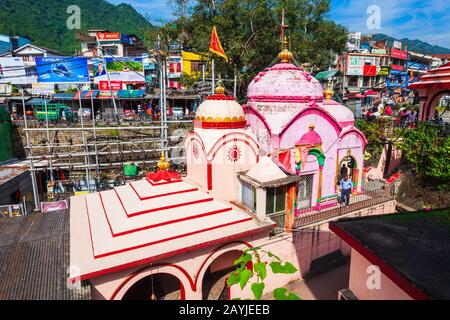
[122,273,183,300]
[337,155,358,188]
[201,250,243,300]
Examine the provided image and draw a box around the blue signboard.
[35,56,90,83]
[121,34,134,45]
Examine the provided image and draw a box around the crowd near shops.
[0,31,208,124]
[317,32,449,121]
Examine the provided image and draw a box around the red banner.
[391,48,408,60]
[99,80,123,90]
[96,32,121,41]
[41,200,68,213]
[363,65,377,76]
[391,64,404,71]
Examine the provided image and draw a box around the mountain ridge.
[0,0,153,55]
[371,33,450,55]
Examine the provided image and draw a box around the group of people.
[361,102,418,127]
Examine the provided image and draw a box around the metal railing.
[0,204,25,218]
[293,185,395,229]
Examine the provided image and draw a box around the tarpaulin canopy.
[25,98,52,106]
[315,70,339,80]
[53,93,75,101]
[117,90,145,99]
[73,90,99,100]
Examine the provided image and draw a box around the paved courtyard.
[263,262,350,300]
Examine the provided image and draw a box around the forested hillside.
[0,0,152,54]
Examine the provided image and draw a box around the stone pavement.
[263,262,350,300]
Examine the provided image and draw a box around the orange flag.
[209,25,228,61]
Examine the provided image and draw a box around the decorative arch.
[110,263,194,300]
[425,90,450,121]
[208,132,260,161]
[308,148,326,167]
[243,104,272,136]
[185,131,208,158]
[339,127,368,148]
[279,104,342,138]
[195,241,253,294]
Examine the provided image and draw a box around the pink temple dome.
[296,125,322,145]
[247,63,324,103]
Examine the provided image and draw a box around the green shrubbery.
[400,123,450,190]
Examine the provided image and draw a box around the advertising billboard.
[0,57,36,84]
[98,80,123,90]
[36,56,90,83]
[346,32,361,52]
[96,32,121,42]
[347,56,364,75]
[93,57,144,83]
[32,83,55,95]
[391,48,408,60]
[378,66,390,76]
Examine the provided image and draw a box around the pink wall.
[87,200,396,300]
[349,249,413,300]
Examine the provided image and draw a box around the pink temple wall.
[88,200,396,300]
[348,249,413,300]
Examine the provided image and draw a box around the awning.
[53,93,75,101]
[96,90,118,99]
[315,70,339,80]
[73,90,99,100]
[117,90,145,99]
[144,94,201,100]
[25,98,52,106]
[363,90,379,96]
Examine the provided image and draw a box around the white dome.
[195,98,245,123]
[320,100,355,123]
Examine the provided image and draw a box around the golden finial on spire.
[278,36,293,63]
[156,151,170,171]
[215,80,225,95]
[323,80,334,101]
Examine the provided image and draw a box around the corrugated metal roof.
[0,210,91,300]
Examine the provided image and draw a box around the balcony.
[293,184,395,229]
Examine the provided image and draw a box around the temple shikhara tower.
[70,36,396,300]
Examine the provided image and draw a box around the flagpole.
[212,58,215,94]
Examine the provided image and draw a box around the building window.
[348,76,358,87]
[266,185,287,233]
[266,186,286,214]
[242,181,256,212]
[103,46,118,56]
[363,76,370,87]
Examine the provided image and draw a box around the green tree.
[151,0,347,98]
[400,123,450,190]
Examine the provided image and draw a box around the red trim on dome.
[247,95,324,103]
[206,94,236,101]
[194,120,247,129]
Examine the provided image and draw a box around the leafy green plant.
[227,247,301,300]
[400,123,450,190]
[355,119,384,166]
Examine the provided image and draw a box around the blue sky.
[107,0,450,48]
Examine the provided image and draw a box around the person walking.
[339,175,353,206]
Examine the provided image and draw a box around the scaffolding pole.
[21,90,40,212]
